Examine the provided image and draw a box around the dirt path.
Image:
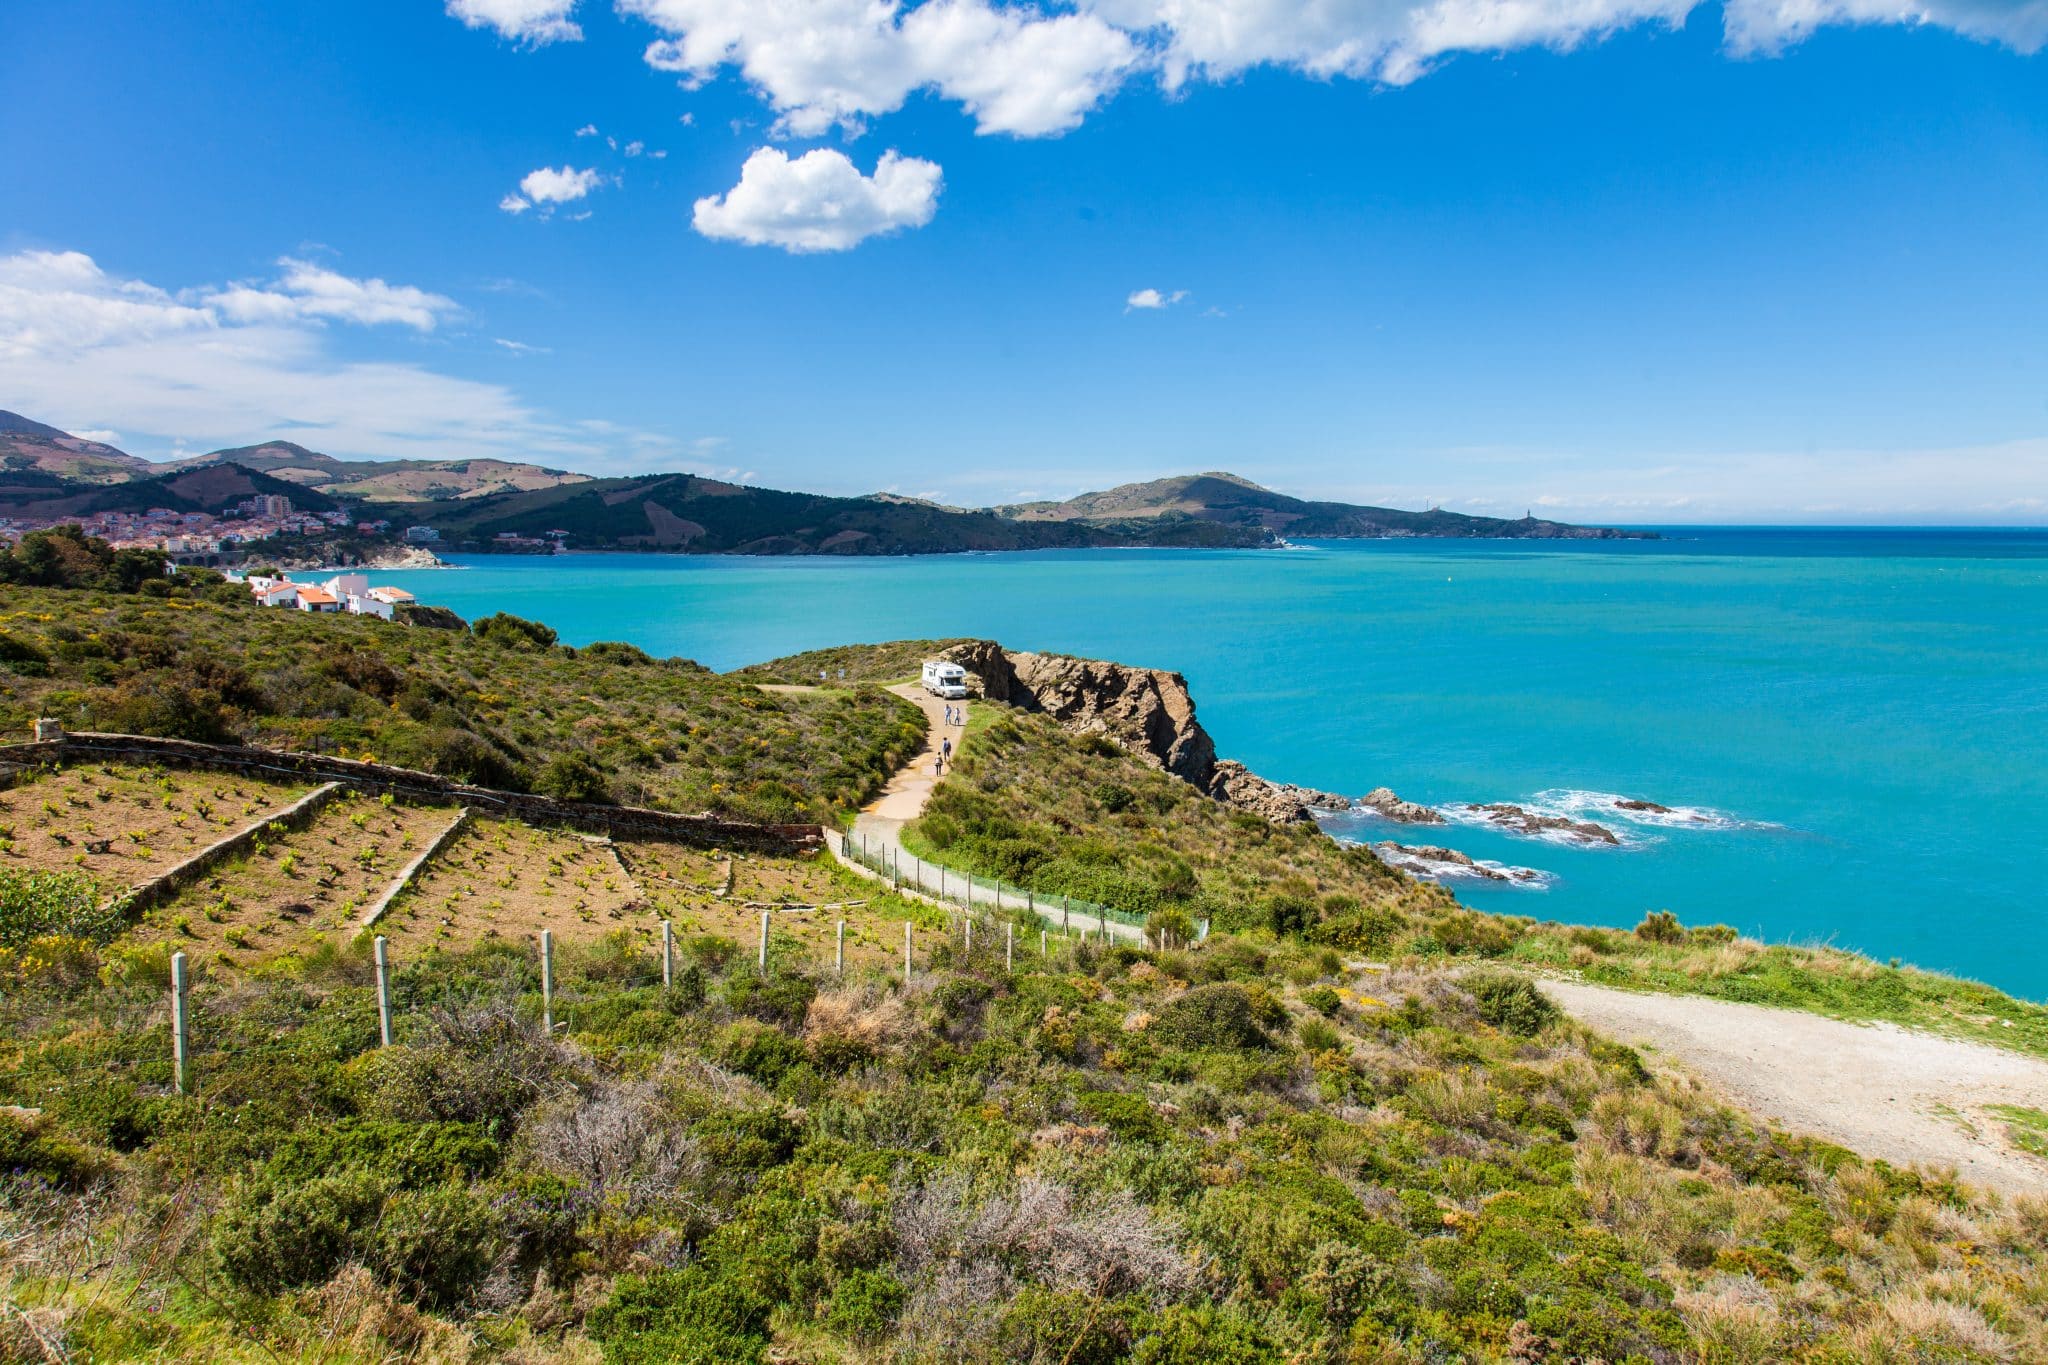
[840,685,1143,943]
[1541,977,2048,1196]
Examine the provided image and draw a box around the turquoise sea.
[376,530,2048,999]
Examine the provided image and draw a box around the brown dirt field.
[0,764,310,894]
[376,817,645,954]
[134,791,460,971]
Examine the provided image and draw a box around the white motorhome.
[921,660,968,700]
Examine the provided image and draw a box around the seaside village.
[230,570,417,620]
[0,492,390,562]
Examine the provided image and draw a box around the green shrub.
[0,868,122,949]
[212,1168,391,1294]
[472,612,559,652]
[0,1110,105,1188]
[822,1268,905,1341]
[591,1263,772,1364]
[1152,983,1273,1051]
[1462,973,1560,1037]
[1635,910,1685,944]
[534,751,612,803]
[1303,985,1341,1016]
[1078,1089,1168,1143]
[371,1181,503,1308]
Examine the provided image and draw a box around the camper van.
[921,660,968,700]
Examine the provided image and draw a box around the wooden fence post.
[540,930,554,1034]
[836,919,845,975]
[170,950,190,1095]
[661,919,674,988]
[1005,923,1013,972]
[758,909,770,974]
[1041,928,1047,958]
[374,935,392,1047]
[903,921,912,982]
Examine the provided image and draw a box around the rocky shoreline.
[1371,842,1549,885]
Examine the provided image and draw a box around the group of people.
[933,705,959,776]
[942,703,962,725]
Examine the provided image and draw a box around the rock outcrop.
[1372,842,1547,885]
[937,641,1347,823]
[1466,802,1620,846]
[1357,787,1445,825]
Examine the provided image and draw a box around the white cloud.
[574,122,600,136]
[625,139,646,156]
[1126,287,1189,310]
[520,165,604,204]
[206,259,461,332]
[0,247,627,467]
[693,147,942,252]
[445,0,581,45]
[494,337,551,355]
[621,0,1138,137]
[501,166,606,219]
[584,0,2048,147]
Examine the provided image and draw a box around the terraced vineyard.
[133,790,463,968]
[378,816,644,953]
[0,764,309,882]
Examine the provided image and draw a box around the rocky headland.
[938,642,1351,824]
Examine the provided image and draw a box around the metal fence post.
[1005,923,1013,972]
[661,919,674,988]
[965,919,972,954]
[374,935,393,1047]
[540,930,554,1034]
[758,909,770,974]
[170,950,190,1095]
[836,919,845,975]
[1041,928,1047,958]
[903,921,912,981]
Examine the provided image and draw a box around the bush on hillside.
[1151,983,1273,1051]
[0,869,123,949]
[473,612,558,652]
[1462,972,1561,1036]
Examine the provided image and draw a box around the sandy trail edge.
[1539,978,2048,1197]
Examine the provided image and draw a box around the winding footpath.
[839,685,1145,943]
[1541,977,2048,1196]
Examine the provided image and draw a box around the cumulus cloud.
[693,147,942,252]
[206,259,462,331]
[1126,287,1189,310]
[622,0,1138,137]
[500,165,606,217]
[445,0,581,45]
[0,247,620,466]
[582,0,2048,140]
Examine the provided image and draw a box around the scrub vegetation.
[906,703,2048,1062]
[0,581,923,823]
[5,584,2048,1362]
[7,902,2048,1362]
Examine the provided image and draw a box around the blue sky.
[2,0,2044,522]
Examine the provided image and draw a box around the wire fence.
[828,827,1164,942]
[8,898,1125,1101]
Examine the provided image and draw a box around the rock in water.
[1358,787,1447,825]
[1469,803,1620,846]
[1615,798,1673,814]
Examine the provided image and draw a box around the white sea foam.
[1436,801,1648,848]
[1371,844,1557,890]
[1523,789,1779,832]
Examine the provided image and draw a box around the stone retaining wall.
[0,732,820,854]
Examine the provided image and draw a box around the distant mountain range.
[0,410,1651,551]
[996,471,1649,540]
[0,413,583,502]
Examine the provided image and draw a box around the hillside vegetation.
[0,579,920,823]
[905,697,2048,1061]
[7,878,2048,1362]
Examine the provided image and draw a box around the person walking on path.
[941,736,953,763]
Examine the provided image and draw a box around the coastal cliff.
[937,641,1347,823]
